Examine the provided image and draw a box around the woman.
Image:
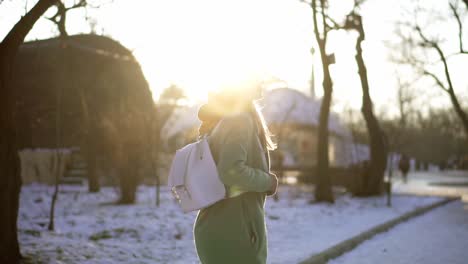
[194,84,278,264]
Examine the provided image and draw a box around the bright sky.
[1,0,466,115]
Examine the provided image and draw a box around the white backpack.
[167,136,226,213]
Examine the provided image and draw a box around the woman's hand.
[266,172,278,196]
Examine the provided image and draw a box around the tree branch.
[47,0,87,37]
[449,2,467,54]
[1,0,58,57]
[49,1,68,36]
[394,1,468,139]
[299,0,312,5]
[422,70,449,93]
[325,15,343,30]
[430,40,457,95]
[414,25,437,48]
[320,0,329,39]
[411,26,452,89]
[65,0,87,11]
[311,0,322,45]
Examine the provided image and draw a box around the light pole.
[310,47,315,99]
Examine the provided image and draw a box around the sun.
[92,0,396,110]
[2,0,430,112]
[121,0,315,102]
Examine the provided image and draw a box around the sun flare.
[117,0,316,102]
[4,0,455,111]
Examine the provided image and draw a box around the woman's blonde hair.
[250,101,276,151]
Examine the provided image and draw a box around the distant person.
[194,81,278,264]
[399,154,410,183]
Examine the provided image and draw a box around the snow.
[19,184,443,263]
[329,200,468,264]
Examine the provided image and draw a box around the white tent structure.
[160,88,369,166]
[261,88,351,138]
[262,88,369,167]
[160,104,201,141]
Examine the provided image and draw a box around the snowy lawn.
[18,184,443,264]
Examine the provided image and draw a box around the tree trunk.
[56,2,69,37]
[86,145,99,192]
[436,41,468,142]
[83,132,101,193]
[0,1,57,262]
[315,79,334,202]
[0,93,22,263]
[153,109,161,206]
[78,86,100,192]
[311,0,334,203]
[355,17,387,196]
[48,152,62,231]
[48,50,64,230]
[118,155,138,204]
[447,88,468,141]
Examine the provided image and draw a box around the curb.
[299,197,457,264]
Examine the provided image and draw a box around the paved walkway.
[392,170,468,198]
[329,199,468,264]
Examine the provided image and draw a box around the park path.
[329,199,468,264]
[328,170,468,264]
[392,170,468,198]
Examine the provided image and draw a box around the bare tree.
[47,0,86,37]
[142,107,161,206]
[77,85,100,192]
[157,84,186,126]
[47,0,111,37]
[300,0,337,203]
[389,73,418,146]
[48,74,63,231]
[0,1,58,261]
[159,84,186,104]
[394,0,468,142]
[47,0,113,193]
[50,4,102,192]
[152,109,161,206]
[117,108,146,204]
[381,73,417,187]
[48,33,72,230]
[381,107,467,167]
[395,75,416,129]
[338,2,387,195]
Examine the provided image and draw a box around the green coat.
[194,112,274,264]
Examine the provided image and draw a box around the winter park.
[1,0,468,263]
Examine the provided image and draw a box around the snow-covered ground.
[329,200,468,264]
[19,184,443,264]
